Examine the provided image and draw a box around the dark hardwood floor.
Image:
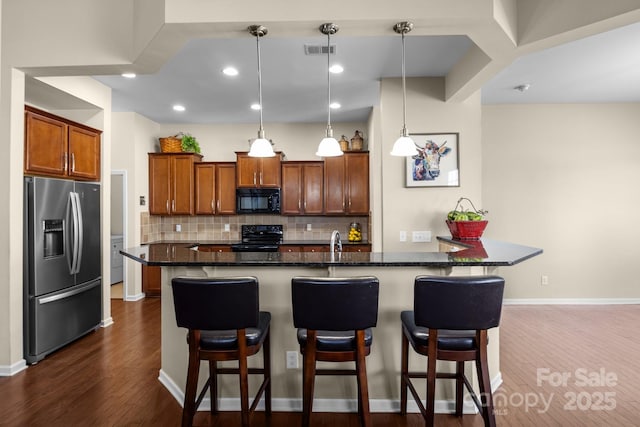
[1,300,639,426]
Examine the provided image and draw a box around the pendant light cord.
[256,32,265,137]
[401,30,407,136]
[326,31,332,132]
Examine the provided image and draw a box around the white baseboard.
[101,317,114,328]
[0,359,28,377]
[158,369,501,415]
[504,298,640,305]
[124,292,145,302]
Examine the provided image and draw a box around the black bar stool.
[400,275,505,427]
[291,276,380,427]
[171,276,271,427]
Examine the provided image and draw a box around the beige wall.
[483,104,640,300]
[377,77,483,252]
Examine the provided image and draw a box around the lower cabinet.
[279,244,370,252]
[196,245,232,253]
[142,265,161,297]
[343,244,372,252]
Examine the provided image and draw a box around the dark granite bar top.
[151,240,370,247]
[121,237,542,267]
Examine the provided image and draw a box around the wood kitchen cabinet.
[196,245,232,252]
[324,151,369,215]
[194,162,236,215]
[142,265,161,297]
[148,153,202,215]
[235,152,283,188]
[342,244,372,252]
[281,161,324,215]
[24,106,101,181]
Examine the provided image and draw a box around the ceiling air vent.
[304,44,336,55]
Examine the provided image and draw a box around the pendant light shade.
[390,21,418,157]
[248,25,275,158]
[316,23,343,157]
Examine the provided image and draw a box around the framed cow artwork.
[405,132,460,187]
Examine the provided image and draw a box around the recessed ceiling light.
[121,73,136,78]
[330,102,341,109]
[223,67,239,76]
[329,64,344,74]
[250,103,261,110]
[173,104,186,112]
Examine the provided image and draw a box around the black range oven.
[231,224,283,252]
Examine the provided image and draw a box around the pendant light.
[316,23,344,157]
[390,21,419,157]
[248,25,275,157]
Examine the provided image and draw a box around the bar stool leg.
[400,329,409,415]
[455,361,464,416]
[476,331,496,427]
[209,361,218,414]
[355,330,371,427]
[426,329,438,427]
[237,329,250,427]
[264,328,272,415]
[302,330,318,427]
[182,331,201,427]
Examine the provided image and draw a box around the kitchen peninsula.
[121,238,541,412]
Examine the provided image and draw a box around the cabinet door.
[68,125,101,180]
[171,155,196,215]
[142,265,161,297]
[279,245,303,253]
[236,155,259,187]
[24,111,67,176]
[149,155,172,215]
[303,245,328,253]
[195,163,216,214]
[302,163,324,214]
[345,153,369,215]
[216,163,237,214]
[197,245,232,252]
[259,156,282,187]
[323,156,346,214]
[343,244,371,253]
[281,164,302,215]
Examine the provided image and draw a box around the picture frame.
[405,132,460,187]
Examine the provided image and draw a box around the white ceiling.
[93,20,640,125]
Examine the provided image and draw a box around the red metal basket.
[446,220,488,240]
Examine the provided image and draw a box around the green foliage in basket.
[446,197,488,221]
[180,133,201,154]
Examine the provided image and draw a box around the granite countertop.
[121,237,542,267]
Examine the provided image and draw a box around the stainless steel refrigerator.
[23,176,102,364]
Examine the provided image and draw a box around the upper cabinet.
[24,106,101,181]
[149,153,202,215]
[236,152,283,188]
[194,162,236,215]
[281,161,324,215]
[324,152,369,215]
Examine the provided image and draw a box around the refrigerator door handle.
[73,192,84,274]
[38,280,99,305]
[69,192,80,274]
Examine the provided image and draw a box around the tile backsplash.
[141,212,369,243]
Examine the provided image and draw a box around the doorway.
[110,171,127,300]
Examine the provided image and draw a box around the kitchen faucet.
[330,230,342,253]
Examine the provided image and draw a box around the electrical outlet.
[175,224,181,232]
[307,224,312,231]
[412,231,431,242]
[541,275,549,286]
[399,231,407,242]
[286,351,299,369]
[224,223,230,232]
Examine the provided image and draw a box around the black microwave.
[236,188,281,214]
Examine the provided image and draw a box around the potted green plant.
[180,133,201,154]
